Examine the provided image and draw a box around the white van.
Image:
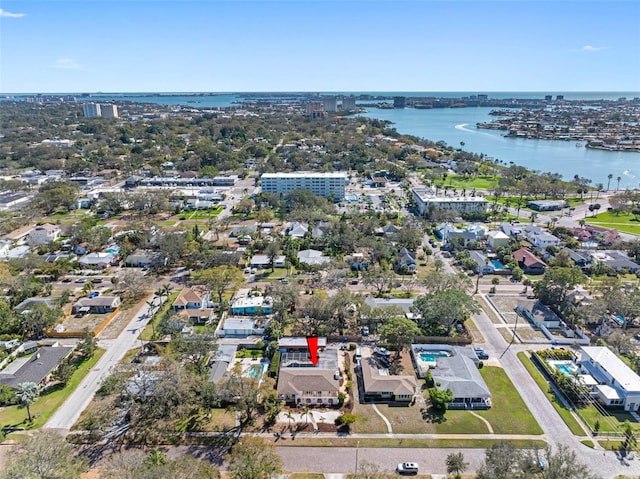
[355,347,362,360]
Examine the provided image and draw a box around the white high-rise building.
[101,104,119,118]
[261,172,348,201]
[342,96,357,111]
[323,96,337,113]
[82,103,101,118]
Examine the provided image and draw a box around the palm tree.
[301,405,312,426]
[161,283,172,300]
[146,448,167,467]
[446,452,468,477]
[617,176,622,191]
[607,173,613,191]
[145,300,157,338]
[285,410,295,431]
[16,382,39,423]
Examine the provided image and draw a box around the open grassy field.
[0,349,105,430]
[586,211,640,236]
[475,366,543,435]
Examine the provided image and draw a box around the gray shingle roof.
[431,354,491,399]
[0,347,73,389]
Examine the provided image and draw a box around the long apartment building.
[260,172,348,201]
[412,187,488,216]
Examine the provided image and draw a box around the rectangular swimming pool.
[490,259,504,270]
[553,362,578,376]
[419,351,451,365]
[247,363,265,379]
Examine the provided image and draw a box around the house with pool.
[411,344,492,410]
[560,346,640,411]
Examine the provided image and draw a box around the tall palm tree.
[285,410,295,431]
[16,382,39,423]
[607,173,613,191]
[617,176,622,191]
[301,405,312,426]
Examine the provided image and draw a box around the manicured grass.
[140,291,179,341]
[517,352,586,436]
[0,349,105,430]
[440,174,499,190]
[587,211,640,236]
[581,440,595,448]
[574,404,640,434]
[236,348,264,359]
[475,366,543,435]
[434,409,490,435]
[268,437,547,449]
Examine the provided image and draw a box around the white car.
[396,463,419,475]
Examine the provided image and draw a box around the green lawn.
[266,437,547,449]
[586,210,640,236]
[0,349,105,430]
[517,352,586,435]
[575,404,640,434]
[475,366,543,435]
[440,174,499,190]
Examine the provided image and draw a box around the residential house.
[375,223,401,237]
[395,248,417,274]
[0,346,73,390]
[411,345,491,409]
[287,222,309,239]
[347,252,370,271]
[436,223,487,245]
[78,252,118,268]
[560,248,591,269]
[364,297,416,319]
[172,287,212,311]
[72,296,121,314]
[28,224,61,245]
[124,252,162,268]
[501,223,524,239]
[311,221,331,239]
[229,225,257,238]
[468,251,495,274]
[215,316,268,338]
[513,248,547,274]
[487,230,510,250]
[231,295,273,315]
[578,346,640,411]
[297,249,331,267]
[249,254,286,269]
[524,225,561,248]
[277,368,340,406]
[360,357,417,403]
[278,337,328,353]
[590,251,640,273]
[207,344,237,384]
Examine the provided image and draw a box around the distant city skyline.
[1,1,639,93]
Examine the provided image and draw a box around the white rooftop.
[581,346,640,392]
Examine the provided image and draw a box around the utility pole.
[354,440,360,476]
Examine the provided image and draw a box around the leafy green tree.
[227,436,283,479]
[428,387,453,411]
[264,240,282,272]
[195,265,244,303]
[379,316,421,355]
[16,381,39,423]
[520,444,601,479]
[33,180,79,213]
[476,441,521,479]
[412,289,479,335]
[533,267,586,313]
[77,327,97,360]
[52,357,75,386]
[1,431,88,479]
[0,384,16,405]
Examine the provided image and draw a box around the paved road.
[44,295,163,431]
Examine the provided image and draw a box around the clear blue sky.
[1,0,639,93]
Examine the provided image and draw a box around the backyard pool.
[490,259,505,270]
[246,363,266,379]
[550,360,579,376]
[418,351,451,367]
[346,194,358,202]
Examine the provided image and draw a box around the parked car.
[91,278,103,284]
[396,463,419,475]
[75,278,87,283]
[61,278,72,283]
[362,326,369,336]
[374,347,391,357]
[474,347,489,360]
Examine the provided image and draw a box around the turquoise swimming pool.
[551,361,578,376]
[247,363,266,379]
[490,259,504,270]
[419,351,450,364]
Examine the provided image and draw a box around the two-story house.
[28,224,61,245]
